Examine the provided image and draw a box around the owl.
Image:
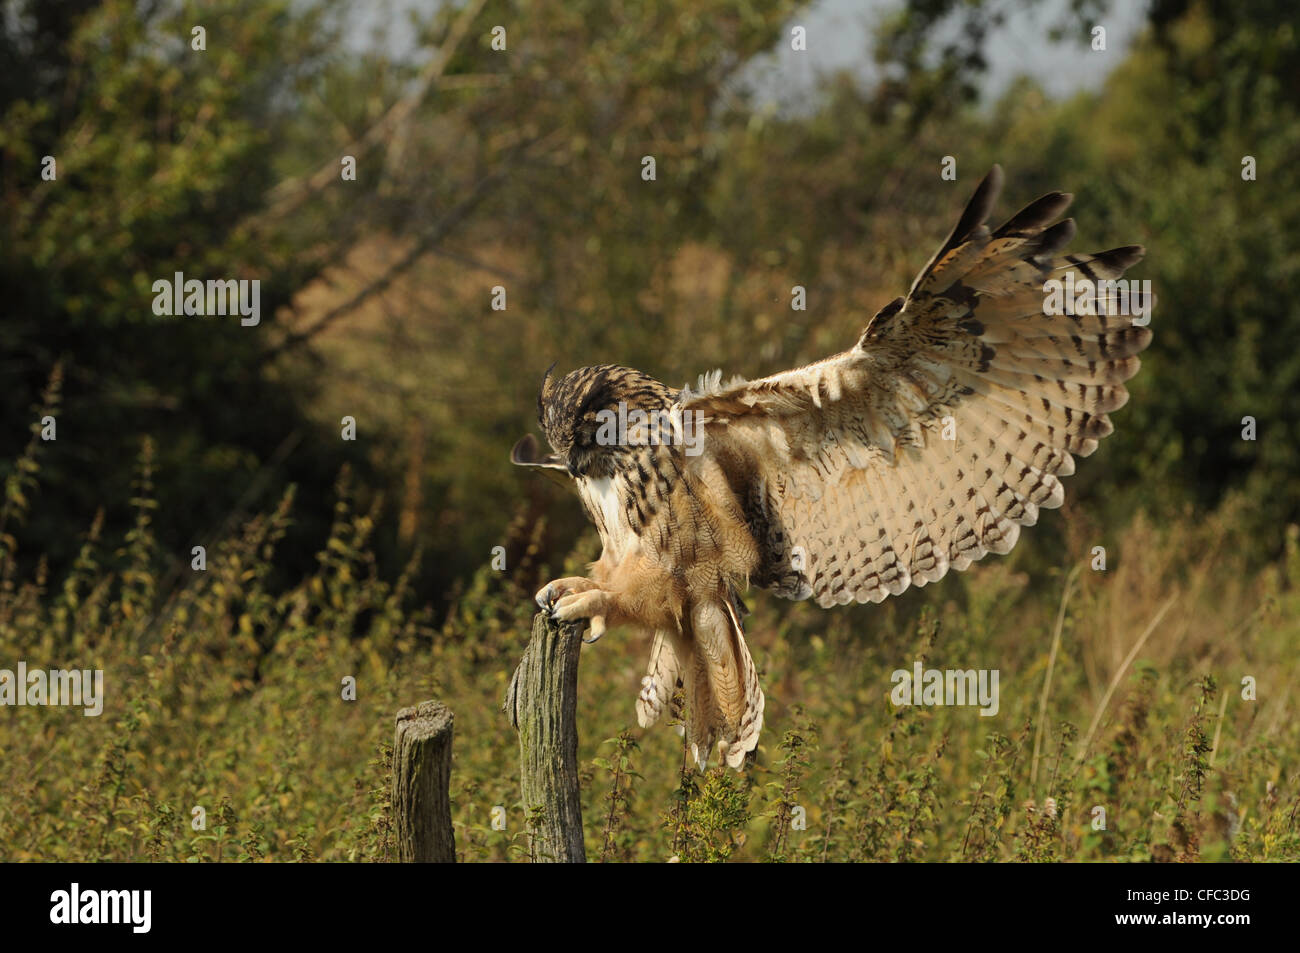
[511,166,1151,769]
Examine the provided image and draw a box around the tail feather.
[686,643,719,769]
[654,595,763,771]
[721,597,764,768]
[637,629,682,728]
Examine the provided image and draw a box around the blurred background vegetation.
[1,0,1297,861]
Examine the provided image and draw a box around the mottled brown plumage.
[512,166,1152,769]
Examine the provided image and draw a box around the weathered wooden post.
[391,700,456,862]
[504,611,587,862]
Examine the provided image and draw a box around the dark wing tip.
[931,166,1006,271]
[951,165,1005,243]
[1106,244,1146,268]
[908,165,1007,297]
[994,190,1074,238]
[1037,217,1077,256]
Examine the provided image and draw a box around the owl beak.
[511,434,570,484]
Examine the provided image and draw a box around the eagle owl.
[512,166,1150,769]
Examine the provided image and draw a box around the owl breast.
[576,444,679,561]
[578,472,641,562]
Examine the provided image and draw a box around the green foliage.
[764,708,815,862]
[596,729,641,862]
[1,0,365,580]
[674,769,753,863]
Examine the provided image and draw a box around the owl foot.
[536,577,608,643]
[534,576,598,612]
[551,587,608,622]
[552,589,615,645]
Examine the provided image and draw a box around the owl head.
[511,363,677,479]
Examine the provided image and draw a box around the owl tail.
[636,597,764,771]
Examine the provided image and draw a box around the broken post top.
[396,699,454,740]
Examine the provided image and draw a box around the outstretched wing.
[684,166,1151,607]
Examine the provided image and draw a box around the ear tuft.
[538,361,559,424]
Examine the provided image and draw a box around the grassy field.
[2,419,1296,862]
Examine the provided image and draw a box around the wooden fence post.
[391,700,456,862]
[504,611,587,863]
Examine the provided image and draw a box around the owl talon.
[583,614,607,644]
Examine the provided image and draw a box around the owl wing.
[682,166,1152,607]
